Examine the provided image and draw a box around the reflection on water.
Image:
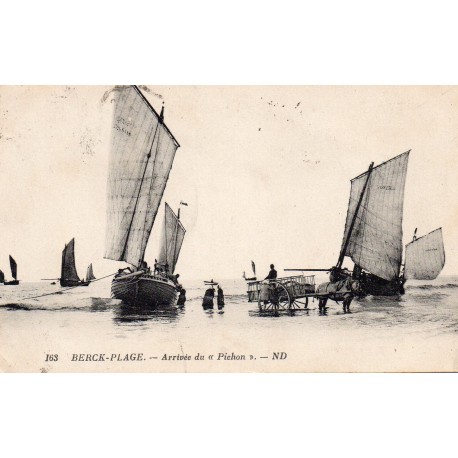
[0,277,457,339]
[113,303,185,324]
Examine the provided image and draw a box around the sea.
[0,275,457,372]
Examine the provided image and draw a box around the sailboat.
[60,238,90,287]
[404,228,445,280]
[4,255,20,285]
[332,150,445,295]
[86,263,96,282]
[0,269,4,284]
[104,85,184,307]
[287,150,445,295]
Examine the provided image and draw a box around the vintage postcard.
[0,85,456,372]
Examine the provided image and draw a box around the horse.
[316,278,361,313]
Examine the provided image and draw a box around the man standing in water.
[265,264,277,280]
[217,285,225,308]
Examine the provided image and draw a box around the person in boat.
[217,285,225,308]
[117,267,133,275]
[141,260,151,274]
[169,273,180,284]
[265,264,277,281]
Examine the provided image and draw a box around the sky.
[0,85,457,282]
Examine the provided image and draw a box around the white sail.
[404,228,445,280]
[340,151,410,281]
[104,86,180,267]
[157,203,186,274]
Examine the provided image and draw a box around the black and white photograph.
[0,85,456,372]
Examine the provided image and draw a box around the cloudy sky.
[0,86,457,281]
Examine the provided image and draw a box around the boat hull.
[111,273,178,307]
[4,280,19,286]
[331,268,405,296]
[359,274,405,296]
[60,279,90,287]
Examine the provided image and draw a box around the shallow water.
[0,276,457,372]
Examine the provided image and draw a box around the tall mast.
[336,162,374,269]
[120,90,161,266]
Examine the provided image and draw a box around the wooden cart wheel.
[258,283,291,312]
[290,296,309,310]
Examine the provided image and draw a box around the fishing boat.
[60,238,90,287]
[287,150,445,296]
[104,85,184,308]
[4,256,20,285]
[86,263,96,282]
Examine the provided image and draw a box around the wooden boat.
[60,238,90,287]
[287,151,445,296]
[105,85,185,307]
[4,256,20,285]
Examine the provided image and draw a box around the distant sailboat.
[105,85,184,307]
[0,269,5,284]
[4,255,20,285]
[60,238,89,287]
[86,263,96,282]
[404,228,445,280]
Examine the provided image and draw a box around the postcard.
[0,85,456,372]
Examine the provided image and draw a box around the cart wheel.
[290,296,309,310]
[258,283,290,312]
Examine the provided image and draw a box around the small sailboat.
[404,228,445,280]
[4,255,20,285]
[105,85,184,307]
[86,263,96,282]
[242,260,257,281]
[0,269,5,284]
[60,238,90,287]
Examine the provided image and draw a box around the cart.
[247,275,316,311]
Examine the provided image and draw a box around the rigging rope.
[23,272,118,300]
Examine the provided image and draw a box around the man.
[265,264,277,280]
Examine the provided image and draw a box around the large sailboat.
[4,255,20,285]
[60,238,89,287]
[332,150,445,295]
[104,85,184,307]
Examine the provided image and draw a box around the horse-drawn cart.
[247,275,316,311]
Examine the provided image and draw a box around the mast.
[104,85,181,267]
[120,120,160,266]
[171,206,181,273]
[336,162,374,269]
